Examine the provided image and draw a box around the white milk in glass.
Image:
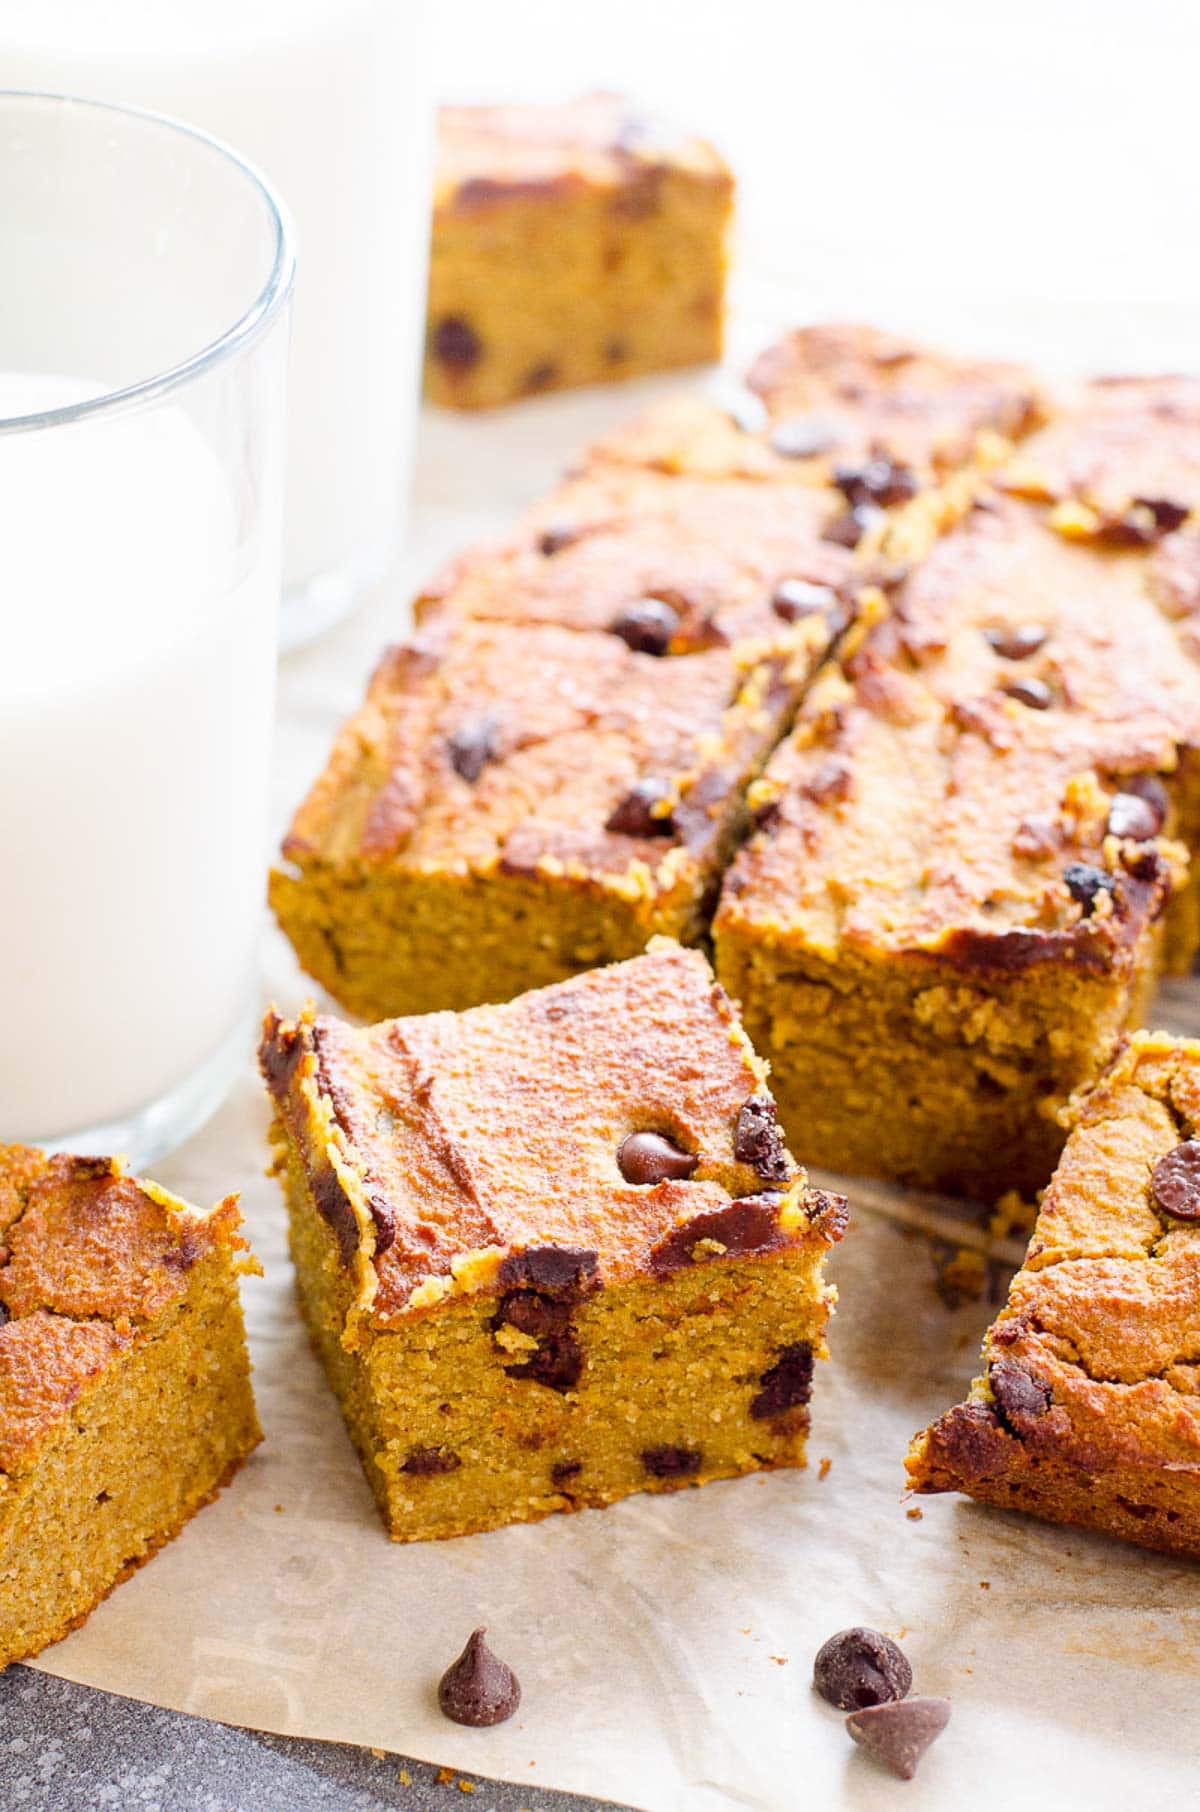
[0,376,278,1142]
[0,0,430,631]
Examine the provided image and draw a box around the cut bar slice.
[714,488,1200,1199]
[0,1148,260,1668]
[270,617,813,1021]
[425,95,733,409]
[259,940,845,1543]
[908,1031,1200,1558]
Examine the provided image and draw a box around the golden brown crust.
[259,941,844,1323]
[434,94,731,213]
[416,462,858,657]
[0,1146,250,1474]
[908,1032,1200,1555]
[1001,375,1200,534]
[744,322,1046,476]
[718,491,1198,968]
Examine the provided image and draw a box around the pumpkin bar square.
[0,1147,260,1668]
[425,94,733,409]
[259,940,845,1543]
[271,617,810,1022]
[715,485,1200,1199]
[908,1032,1200,1558]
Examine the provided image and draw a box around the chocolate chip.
[538,524,578,556]
[772,578,841,622]
[752,798,783,835]
[604,338,628,364]
[750,1343,814,1419]
[1151,1140,1200,1221]
[447,714,499,783]
[642,1444,702,1478]
[769,415,841,459]
[311,1166,360,1265]
[505,1331,584,1392]
[734,1094,789,1182]
[438,1629,521,1727]
[403,1447,461,1476]
[551,1459,582,1486]
[1124,773,1170,824]
[432,316,482,371]
[1063,861,1116,915]
[813,1627,913,1711]
[617,1131,699,1185]
[606,778,676,837]
[845,1697,951,1780]
[496,1247,599,1299]
[988,1360,1052,1429]
[1108,791,1162,841]
[823,503,884,549]
[1001,675,1054,709]
[833,456,918,508]
[648,1197,786,1276]
[497,1291,570,1338]
[984,623,1048,660]
[609,596,680,655]
[523,361,558,392]
[0,1302,9,1328]
[1137,496,1190,533]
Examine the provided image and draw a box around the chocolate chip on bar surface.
[771,578,841,622]
[733,1093,789,1181]
[1000,674,1054,710]
[984,622,1048,660]
[609,596,679,654]
[432,315,483,371]
[1063,861,1116,915]
[845,1695,951,1780]
[437,1628,521,1727]
[446,714,500,783]
[616,1131,699,1185]
[1107,790,1162,841]
[605,777,677,837]
[1151,1140,1200,1221]
[812,1627,913,1711]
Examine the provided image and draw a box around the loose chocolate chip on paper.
[734,1094,789,1181]
[438,1628,522,1727]
[984,622,1048,660]
[642,1444,702,1478]
[1151,1140,1200,1221]
[1000,675,1054,710]
[845,1696,951,1780]
[617,1131,699,1185]
[771,578,841,622]
[1063,861,1116,915]
[432,315,482,371]
[750,1343,814,1419]
[769,414,841,459]
[447,714,500,783]
[609,596,680,655]
[606,777,677,837]
[813,1627,913,1711]
[1107,790,1162,841]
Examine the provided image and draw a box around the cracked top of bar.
[279,617,801,893]
[434,94,732,213]
[584,324,1045,493]
[259,941,845,1324]
[911,1030,1200,1487]
[416,462,861,656]
[0,1147,246,1474]
[718,490,1200,968]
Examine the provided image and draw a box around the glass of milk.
[0,2,432,648]
[0,92,294,1166]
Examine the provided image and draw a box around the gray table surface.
[0,1668,636,1812]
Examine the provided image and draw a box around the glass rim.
[0,89,296,433]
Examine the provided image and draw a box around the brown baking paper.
[31,387,1200,1812]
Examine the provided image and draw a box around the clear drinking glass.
[0,92,294,1167]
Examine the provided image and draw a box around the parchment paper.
[30,312,1200,1812]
